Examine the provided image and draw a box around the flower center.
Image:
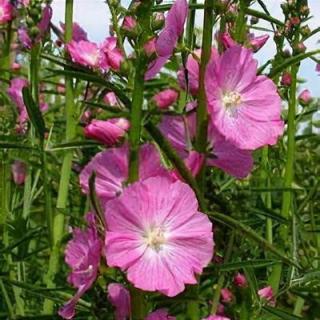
[222,91,242,108]
[144,227,166,251]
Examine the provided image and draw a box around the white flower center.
[144,227,166,251]
[222,91,242,109]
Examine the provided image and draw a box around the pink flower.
[105,175,214,297]
[59,213,102,319]
[60,22,88,42]
[84,118,129,146]
[281,71,292,86]
[159,114,253,179]
[146,309,176,320]
[0,0,13,24]
[152,89,179,109]
[258,286,275,305]
[202,316,231,320]
[11,160,26,185]
[122,16,137,32]
[7,78,29,131]
[145,0,188,80]
[233,272,247,288]
[38,5,52,34]
[205,45,284,150]
[107,283,131,320]
[66,40,101,68]
[220,288,233,303]
[298,89,312,105]
[100,36,124,71]
[79,144,167,206]
[144,37,157,56]
[220,32,236,49]
[18,28,32,49]
[249,34,269,52]
[103,92,120,107]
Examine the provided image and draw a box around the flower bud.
[121,16,137,34]
[258,286,275,305]
[250,16,259,25]
[290,16,300,26]
[298,89,312,106]
[294,42,306,54]
[220,288,233,303]
[11,62,21,71]
[281,71,292,86]
[300,5,310,16]
[233,273,247,288]
[220,32,236,49]
[144,37,157,57]
[152,12,165,30]
[152,89,179,109]
[84,119,130,146]
[300,25,311,37]
[11,161,27,185]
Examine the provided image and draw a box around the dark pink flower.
[249,34,269,52]
[281,71,292,86]
[18,28,32,49]
[11,160,26,185]
[107,283,131,320]
[38,5,52,34]
[100,36,124,71]
[11,62,21,71]
[66,40,101,68]
[233,272,247,288]
[220,288,233,303]
[205,45,284,150]
[0,0,13,24]
[298,89,312,105]
[145,0,188,80]
[146,309,176,320]
[84,118,130,146]
[103,92,120,107]
[60,22,88,42]
[152,89,179,109]
[105,175,214,297]
[59,213,102,319]
[79,144,167,206]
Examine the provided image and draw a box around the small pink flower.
[233,272,247,288]
[107,283,131,320]
[66,40,101,68]
[146,309,176,320]
[145,0,188,80]
[298,89,312,105]
[80,144,167,206]
[11,160,26,185]
[144,37,157,56]
[258,286,275,305]
[249,34,269,52]
[0,0,14,24]
[105,175,214,297]
[84,118,130,146]
[205,45,284,150]
[152,89,179,109]
[122,16,137,32]
[103,92,120,107]
[59,213,102,319]
[60,22,88,42]
[220,288,233,303]
[281,71,292,86]
[100,36,124,71]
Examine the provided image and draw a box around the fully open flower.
[159,113,253,179]
[80,144,167,206]
[84,118,130,146]
[146,309,176,320]
[0,0,13,24]
[205,45,284,150]
[145,0,188,80]
[105,176,214,297]
[107,283,131,320]
[59,213,102,319]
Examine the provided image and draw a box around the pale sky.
[51,0,319,97]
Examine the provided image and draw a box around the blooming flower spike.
[105,176,214,297]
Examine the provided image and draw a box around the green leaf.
[22,87,46,139]
[0,141,35,150]
[217,259,280,271]
[263,306,303,320]
[47,140,102,151]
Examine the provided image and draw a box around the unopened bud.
[281,71,292,86]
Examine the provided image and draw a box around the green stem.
[211,234,235,315]
[43,0,74,313]
[185,0,197,49]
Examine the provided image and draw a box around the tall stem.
[43,0,74,313]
